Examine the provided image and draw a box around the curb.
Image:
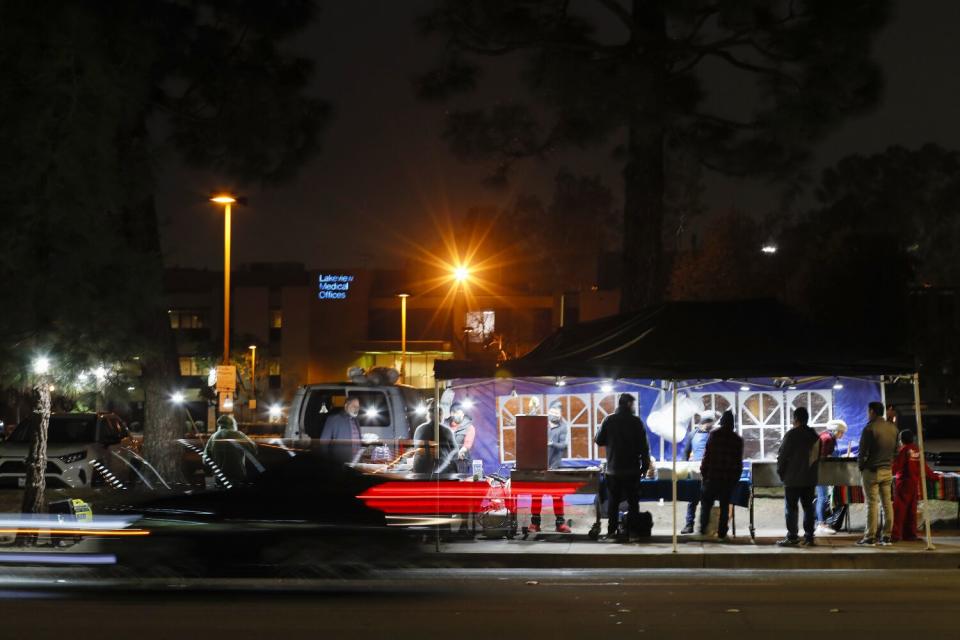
[438,551,960,571]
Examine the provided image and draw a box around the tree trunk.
[117,114,186,484]
[21,383,51,514]
[621,124,665,312]
[141,337,185,484]
[620,0,668,313]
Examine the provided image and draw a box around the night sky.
[157,0,960,272]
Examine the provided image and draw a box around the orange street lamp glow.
[453,266,470,283]
[211,194,239,370]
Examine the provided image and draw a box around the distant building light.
[761,244,778,254]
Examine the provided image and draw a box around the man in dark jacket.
[698,410,743,540]
[857,401,899,546]
[776,406,820,546]
[595,394,651,541]
[411,419,458,475]
[319,396,362,464]
[529,400,572,534]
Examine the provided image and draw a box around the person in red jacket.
[891,430,939,542]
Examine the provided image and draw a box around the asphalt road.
[0,569,957,639]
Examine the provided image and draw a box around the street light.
[172,391,200,434]
[397,293,409,384]
[211,194,238,365]
[761,243,778,254]
[268,404,283,422]
[32,357,51,376]
[453,266,470,283]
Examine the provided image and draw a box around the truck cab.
[284,382,428,451]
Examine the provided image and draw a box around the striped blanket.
[832,473,960,504]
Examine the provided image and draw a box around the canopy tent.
[432,299,937,551]
[435,299,909,380]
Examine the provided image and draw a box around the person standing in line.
[776,407,821,547]
[885,404,899,425]
[857,401,900,546]
[815,419,847,535]
[697,410,743,541]
[891,429,939,542]
[595,394,651,542]
[529,400,572,534]
[681,411,717,535]
[444,402,476,474]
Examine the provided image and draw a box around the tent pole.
[671,380,678,554]
[912,373,935,551]
[660,381,666,462]
[880,375,887,414]
[434,378,441,553]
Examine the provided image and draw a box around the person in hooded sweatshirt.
[681,411,718,535]
[528,400,572,534]
[891,429,939,542]
[204,414,258,486]
[776,407,820,546]
[698,410,743,540]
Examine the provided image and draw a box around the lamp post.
[211,195,237,365]
[248,345,257,414]
[398,294,409,384]
[452,266,470,359]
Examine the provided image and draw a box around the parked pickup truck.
[284,382,429,465]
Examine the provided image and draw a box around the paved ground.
[436,530,960,569]
[0,568,957,639]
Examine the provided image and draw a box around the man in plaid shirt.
[698,410,744,540]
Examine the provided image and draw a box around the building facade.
[163,263,615,411]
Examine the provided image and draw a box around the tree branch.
[706,49,800,87]
[596,0,635,33]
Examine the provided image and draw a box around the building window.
[269,309,283,329]
[178,356,206,377]
[465,310,495,343]
[168,310,207,330]
[739,392,785,460]
[268,359,281,376]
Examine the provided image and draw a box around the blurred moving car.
[0,412,138,488]
[96,450,424,577]
[896,406,960,472]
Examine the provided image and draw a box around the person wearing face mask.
[443,402,476,474]
[528,400,572,534]
[319,396,362,464]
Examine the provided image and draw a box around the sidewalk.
[434,529,960,570]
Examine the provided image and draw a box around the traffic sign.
[215,365,237,393]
